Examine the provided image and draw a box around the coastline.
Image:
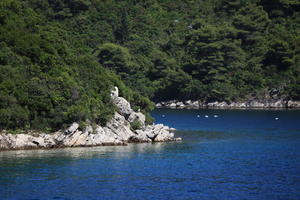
[0,87,181,152]
[156,99,300,109]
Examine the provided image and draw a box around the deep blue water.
[1,109,300,200]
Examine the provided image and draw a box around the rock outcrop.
[0,87,181,151]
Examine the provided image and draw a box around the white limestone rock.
[0,134,11,149]
[65,122,79,135]
[112,97,133,116]
[207,101,218,107]
[91,126,120,145]
[218,101,228,107]
[185,100,192,105]
[176,102,185,107]
[169,102,177,108]
[192,101,200,108]
[269,100,284,108]
[106,112,135,141]
[128,112,146,127]
[39,133,57,147]
[9,134,37,149]
[62,130,84,146]
[155,103,162,108]
[287,100,300,108]
[0,86,181,151]
[31,136,47,147]
[110,86,119,98]
[249,101,265,108]
[129,130,151,143]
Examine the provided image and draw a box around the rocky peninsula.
[0,87,181,151]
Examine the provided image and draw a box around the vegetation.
[0,0,299,131]
[130,119,142,131]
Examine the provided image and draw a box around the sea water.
[1,109,300,200]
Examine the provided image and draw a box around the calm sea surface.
[1,109,300,200]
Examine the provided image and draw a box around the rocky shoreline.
[156,99,300,109]
[0,87,181,151]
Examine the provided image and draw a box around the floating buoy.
[162,115,165,117]
[275,117,279,120]
[205,115,209,118]
[197,115,200,118]
[214,115,218,118]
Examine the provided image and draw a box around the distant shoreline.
[155,100,300,109]
[155,107,300,110]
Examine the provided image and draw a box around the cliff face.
[0,87,181,151]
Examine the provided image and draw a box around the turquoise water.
[1,109,300,200]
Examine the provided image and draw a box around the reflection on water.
[0,142,169,160]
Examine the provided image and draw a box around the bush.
[130,119,142,131]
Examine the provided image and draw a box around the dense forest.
[0,0,299,131]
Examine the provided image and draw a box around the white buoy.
[162,115,165,117]
[214,115,218,118]
[205,115,209,118]
[275,117,279,120]
[197,115,200,118]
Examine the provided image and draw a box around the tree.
[96,43,132,73]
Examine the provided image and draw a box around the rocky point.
[0,87,181,151]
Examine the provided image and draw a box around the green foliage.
[95,43,132,73]
[0,0,150,131]
[145,113,155,125]
[0,0,299,131]
[130,119,142,131]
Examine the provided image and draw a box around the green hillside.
[0,0,299,131]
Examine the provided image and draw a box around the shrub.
[130,119,142,131]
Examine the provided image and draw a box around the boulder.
[152,124,175,142]
[287,100,300,108]
[62,130,84,146]
[239,103,247,108]
[129,130,151,143]
[106,112,135,141]
[39,133,56,147]
[0,134,11,149]
[112,97,133,116]
[192,101,200,108]
[218,101,228,107]
[248,101,265,108]
[9,134,37,149]
[110,86,119,98]
[185,100,192,105]
[65,122,79,135]
[207,101,218,107]
[156,103,162,108]
[143,124,179,142]
[31,136,47,147]
[269,100,284,108]
[169,102,177,108]
[87,126,120,145]
[128,112,146,127]
[176,102,185,108]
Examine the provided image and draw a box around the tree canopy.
[0,0,299,131]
